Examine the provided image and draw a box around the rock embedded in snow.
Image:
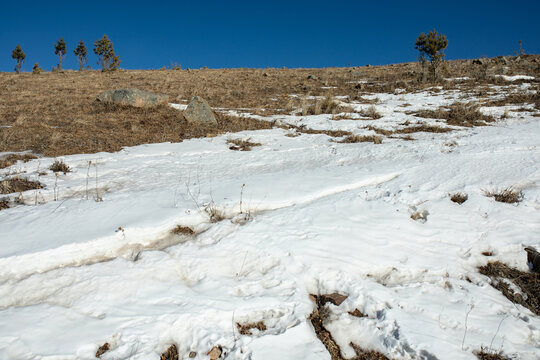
[96,88,169,108]
[183,96,217,126]
[207,345,222,360]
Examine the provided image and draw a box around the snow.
[493,75,536,82]
[1,83,540,360]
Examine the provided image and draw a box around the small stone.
[189,351,196,358]
[183,96,217,126]
[207,346,222,360]
[319,293,348,306]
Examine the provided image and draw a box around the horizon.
[1,0,539,72]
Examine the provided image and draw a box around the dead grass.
[227,138,261,151]
[415,102,495,127]
[450,192,468,204]
[473,348,509,360]
[0,177,43,194]
[0,198,9,211]
[478,261,540,315]
[359,105,382,119]
[160,344,179,360]
[0,153,37,169]
[50,159,71,173]
[95,342,110,358]
[236,321,267,335]
[483,188,522,204]
[394,124,452,134]
[171,225,194,235]
[337,135,382,144]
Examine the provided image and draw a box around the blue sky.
[1,0,538,71]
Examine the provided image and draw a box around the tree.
[54,37,67,70]
[11,45,26,73]
[93,34,120,71]
[32,63,42,75]
[74,40,88,71]
[415,29,448,81]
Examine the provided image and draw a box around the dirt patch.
[483,188,522,204]
[236,321,267,335]
[160,344,179,360]
[478,261,540,315]
[450,192,468,204]
[171,225,194,235]
[95,342,110,358]
[227,138,261,151]
[0,177,43,194]
[0,153,37,169]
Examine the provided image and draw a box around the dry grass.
[337,135,382,144]
[474,348,509,360]
[410,210,429,222]
[483,188,522,204]
[415,102,495,127]
[236,321,267,335]
[0,198,9,211]
[0,153,37,169]
[50,159,71,173]
[171,225,194,235]
[227,138,261,151]
[160,344,179,360]
[0,177,43,194]
[359,105,382,119]
[450,192,468,204]
[478,261,540,315]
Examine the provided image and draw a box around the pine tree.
[11,45,26,74]
[54,37,67,71]
[74,40,88,71]
[415,29,448,82]
[93,34,121,71]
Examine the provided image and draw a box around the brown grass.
[50,159,71,173]
[171,225,194,235]
[227,138,261,151]
[160,344,179,360]
[473,348,509,360]
[415,102,495,127]
[0,177,43,194]
[0,153,37,169]
[337,135,382,144]
[359,105,382,119]
[450,192,468,204]
[478,261,540,315]
[236,321,267,335]
[483,188,522,204]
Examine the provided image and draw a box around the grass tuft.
[0,153,37,169]
[450,192,468,204]
[483,188,522,204]
[236,321,267,335]
[337,135,382,144]
[227,138,261,151]
[50,159,71,173]
[171,225,194,235]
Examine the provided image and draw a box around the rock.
[525,246,540,273]
[96,88,169,108]
[307,75,318,80]
[188,351,196,358]
[472,59,485,65]
[95,343,110,358]
[183,96,217,126]
[319,293,348,306]
[207,346,222,360]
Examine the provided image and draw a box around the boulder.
[96,88,169,108]
[183,96,217,126]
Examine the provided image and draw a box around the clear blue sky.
[1,0,538,72]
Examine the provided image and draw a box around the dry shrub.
[338,135,382,144]
[0,153,37,169]
[236,321,266,335]
[0,177,42,194]
[160,344,179,360]
[410,209,429,222]
[360,105,382,119]
[415,102,495,127]
[95,342,110,358]
[473,348,509,360]
[450,192,468,204]
[204,202,225,222]
[227,138,261,151]
[0,198,9,211]
[483,188,522,204]
[478,261,540,315]
[50,159,71,173]
[171,225,194,235]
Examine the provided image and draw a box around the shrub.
[54,37,67,70]
[32,63,42,75]
[11,45,26,73]
[74,40,88,71]
[483,188,522,204]
[93,34,121,71]
[415,29,448,81]
[50,159,71,173]
[450,192,468,204]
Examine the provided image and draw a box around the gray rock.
[183,96,217,126]
[96,88,169,108]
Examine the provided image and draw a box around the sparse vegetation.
[415,102,495,127]
[11,45,26,73]
[337,134,382,144]
[0,177,43,195]
[171,225,194,235]
[236,321,266,335]
[95,342,110,358]
[483,188,522,204]
[410,209,429,222]
[0,198,9,211]
[32,63,42,75]
[160,344,179,360]
[450,192,468,204]
[227,138,261,151]
[50,159,71,173]
[0,153,37,169]
[474,347,509,360]
[94,34,121,71]
[360,105,382,119]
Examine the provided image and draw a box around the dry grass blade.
[478,261,540,315]
[236,321,267,335]
[0,177,43,194]
[0,153,37,169]
[483,188,522,204]
[450,192,468,204]
[227,138,261,151]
